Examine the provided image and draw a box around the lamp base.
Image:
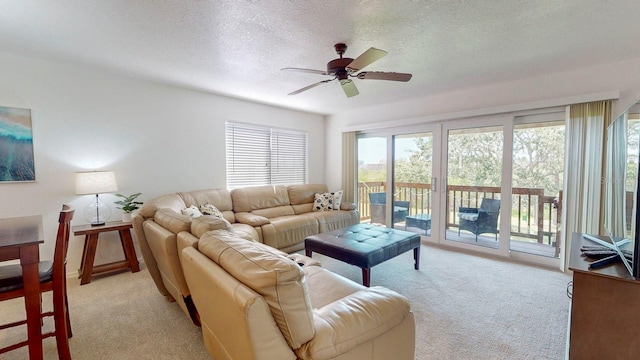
[83,194,112,225]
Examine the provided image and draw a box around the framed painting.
[0,106,35,182]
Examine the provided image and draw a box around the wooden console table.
[73,221,140,285]
[567,232,640,359]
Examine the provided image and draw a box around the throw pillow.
[200,203,224,219]
[181,205,203,218]
[312,190,343,211]
[332,190,343,210]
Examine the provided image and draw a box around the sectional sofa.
[132,184,416,359]
[132,184,358,321]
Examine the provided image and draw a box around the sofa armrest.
[295,287,411,360]
[191,216,233,238]
[154,208,192,233]
[340,202,357,211]
[235,212,270,226]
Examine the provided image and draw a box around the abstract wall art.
[0,106,35,182]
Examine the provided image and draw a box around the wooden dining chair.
[0,205,75,359]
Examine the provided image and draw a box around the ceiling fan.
[282,43,412,97]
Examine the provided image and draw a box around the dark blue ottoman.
[305,223,421,286]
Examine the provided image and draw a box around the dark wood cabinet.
[567,233,640,359]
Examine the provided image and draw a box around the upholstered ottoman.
[305,223,421,286]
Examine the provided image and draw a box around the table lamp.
[75,171,118,226]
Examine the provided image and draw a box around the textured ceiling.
[2,0,640,115]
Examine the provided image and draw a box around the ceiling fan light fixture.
[340,79,359,97]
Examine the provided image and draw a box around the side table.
[405,213,431,235]
[73,221,140,285]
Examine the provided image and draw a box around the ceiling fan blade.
[340,79,359,97]
[281,67,330,75]
[288,79,334,95]
[357,71,413,82]
[346,47,388,71]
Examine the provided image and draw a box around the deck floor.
[383,221,559,258]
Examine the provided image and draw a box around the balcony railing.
[357,181,562,254]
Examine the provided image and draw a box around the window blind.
[226,122,307,188]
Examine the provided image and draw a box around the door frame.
[389,123,443,242]
[438,114,513,258]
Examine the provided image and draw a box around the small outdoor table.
[405,213,431,235]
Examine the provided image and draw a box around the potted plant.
[114,193,143,222]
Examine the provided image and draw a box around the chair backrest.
[395,200,410,209]
[480,198,501,212]
[52,205,74,283]
[369,192,386,205]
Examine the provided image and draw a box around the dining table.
[0,215,45,359]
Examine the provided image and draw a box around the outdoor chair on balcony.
[458,198,501,241]
[369,192,410,226]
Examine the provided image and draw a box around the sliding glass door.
[393,131,436,239]
[444,125,504,251]
[357,134,387,225]
[354,110,564,267]
[510,118,565,259]
[357,126,441,239]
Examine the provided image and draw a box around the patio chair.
[458,198,500,241]
[369,192,410,225]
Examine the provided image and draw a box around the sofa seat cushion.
[198,231,315,350]
[304,210,359,233]
[295,286,412,360]
[459,213,479,221]
[261,215,319,250]
[303,265,365,309]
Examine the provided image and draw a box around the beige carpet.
[0,244,571,359]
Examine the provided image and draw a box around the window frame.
[225,121,308,188]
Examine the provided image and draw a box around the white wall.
[325,57,640,190]
[0,52,325,274]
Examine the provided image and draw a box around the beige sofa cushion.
[154,208,192,234]
[295,286,412,360]
[138,193,186,219]
[190,216,233,238]
[261,215,319,250]
[179,189,236,223]
[198,231,315,349]
[252,205,296,218]
[231,185,290,212]
[287,184,329,205]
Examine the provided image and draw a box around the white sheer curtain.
[561,100,611,270]
[604,112,627,238]
[341,131,357,205]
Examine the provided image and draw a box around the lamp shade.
[75,171,118,195]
